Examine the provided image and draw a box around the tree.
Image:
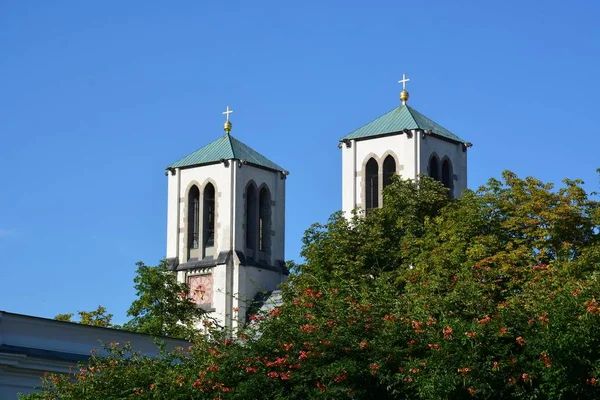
[53,260,206,339]
[24,172,600,399]
[122,260,206,340]
[54,305,114,328]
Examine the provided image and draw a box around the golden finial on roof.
[223,105,233,133]
[398,73,410,105]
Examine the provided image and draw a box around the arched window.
[383,155,396,189]
[187,185,200,250]
[203,183,215,249]
[365,158,379,213]
[258,187,271,256]
[429,155,440,181]
[246,184,258,250]
[441,159,454,196]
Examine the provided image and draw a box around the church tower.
[165,107,288,330]
[340,74,472,215]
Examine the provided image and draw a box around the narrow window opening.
[203,183,215,249]
[442,159,454,196]
[258,187,271,256]
[187,186,200,250]
[383,155,396,189]
[429,155,440,182]
[365,158,379,214]
[246,185,257,250]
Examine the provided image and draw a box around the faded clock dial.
[188,274,213,307]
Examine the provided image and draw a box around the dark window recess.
[203,183,215,247]
[429,156,440,181]
[188,186,200,249]
[365,158,379,214]
[258,187,271,253]
[441,159,454,195]
[383,155,396,189]
[246,185,257,250]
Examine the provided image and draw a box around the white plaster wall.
[419,135,468,198]
[166,171,180,259]
[231,261,246,329]
[235,163,286,265]
[342,133,417,215]
[341,142,355,216]
[231,163,286,330]
[245,266,286,298]
[176,163,233,263]
[341,132,468,216]
[235,265,285,317]
[228,263,287,330]
[170,161,286,330]
[196,262,286,331]
[210,263,228,328]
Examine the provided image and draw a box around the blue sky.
[1,1,599,324]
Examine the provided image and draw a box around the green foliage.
[23,172,600,399]
[55,305,115,328]
[53,261,205,339]
[122,260,206,340]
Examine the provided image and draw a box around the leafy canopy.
[122,260,205,340]
[27,171,600,399]
[55,305,114,328]
[54,260,205,340]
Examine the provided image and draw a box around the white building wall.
[419,135,467,198]
[234,163,286,265]
[167,163,232,263]
[244,267,286,300]
[166,171,180,259]
[167,162,235,327]
[232,163,286,326]
[232,264,286,329]
[166,159,286,330]
[210,263,228,328]
[342,132,418,215]
[341,130,468,215]
[341,141,355,216]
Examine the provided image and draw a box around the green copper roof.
[168,133,285,172]
[341,105,467,143]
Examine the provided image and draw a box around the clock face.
[188,274,213,307]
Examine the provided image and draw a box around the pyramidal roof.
[341,104,467,144]
[168,133,285,172]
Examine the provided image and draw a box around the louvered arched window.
[246,184,258,250]
[383,155,396,189]
[203,183,215,249]
[441,159,454,196]
[187,185,200,250]
[258,187,271,257]
[429,155,440,181]
[365,158,379,214]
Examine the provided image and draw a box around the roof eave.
[240,160,288,175]
[340,129,470,147]
[426,131,469,146]
[340,130,406,143]
[166,160,227,171]
[166,158,288,175]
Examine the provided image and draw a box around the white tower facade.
[165,112,288,330]
[340,79,471,215]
